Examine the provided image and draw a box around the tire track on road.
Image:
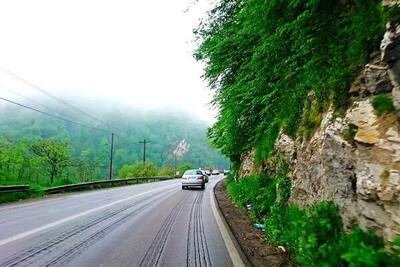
[187,191,212,267]
[0,188,177,267]
[139,192,187,267]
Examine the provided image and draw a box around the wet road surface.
[0,175,233,267]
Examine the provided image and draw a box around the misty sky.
[0,0,217,123]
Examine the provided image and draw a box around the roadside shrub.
[0,186,44,204]
[338,228,392,266]
[0,192,31,203]
[158,166,175,176]
[372,94,395,115]
[118,162,159,178]
[228,173,400,266]
[227,175,261,207]
[265,202,343,266]
[51,178,76,187]
[320,227,400,267]
[227,174,286,222]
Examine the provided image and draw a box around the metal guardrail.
[0,177,175,195]
[0,185,30,194]
[44,176,175,194]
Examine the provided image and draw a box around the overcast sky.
[0,0,217,123]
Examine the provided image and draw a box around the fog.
[0,0,217,123]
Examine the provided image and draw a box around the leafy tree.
[178,163,193,175]
[31,139,71,183]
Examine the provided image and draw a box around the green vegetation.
[372,94,396,115]
[178,163,193,175]
[0,186,44,204]
[227,175,400,266]
[196,2,400,263]
[31,139,70,184]
[342,124,358,144]
[118,161,180,178]
[195,0,386,163]
[118,162,159,178]
[227,174,282,221]
[0,103,228,187]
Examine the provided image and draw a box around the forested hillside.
[0,100,228,186]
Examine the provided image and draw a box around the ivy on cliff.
[195,0,386,163]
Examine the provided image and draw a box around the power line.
[0,84,77,120]
[0,96,110,133]
[0,67,121,131]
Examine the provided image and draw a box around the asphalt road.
[0,175,234,267]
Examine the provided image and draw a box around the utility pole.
[140,139,150,165]
[109,133,114,180]
[198,159,201,169]
[174,154,177,175]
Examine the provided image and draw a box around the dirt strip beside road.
[214,179,293,267]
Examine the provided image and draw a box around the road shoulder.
[214,179,293,267]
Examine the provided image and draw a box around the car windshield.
[184,170,202,175]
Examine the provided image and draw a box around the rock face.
[272,23,400,240]
[237,12,400,241]
[238,148,257,177]
[383,0,400,7]
[276,101,400,240]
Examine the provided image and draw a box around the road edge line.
[210,178,248,267]
[0,184,176,247]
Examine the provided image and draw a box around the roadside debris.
[253,223,265,231]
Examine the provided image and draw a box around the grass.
[372,94,395,115]
[226,173,400,266]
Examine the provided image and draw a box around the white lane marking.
[210,178,246,267]
[0,179,177,212]
[0,184,176,247]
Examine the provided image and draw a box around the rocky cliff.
[239,21,400,240]
[276,22,400,240]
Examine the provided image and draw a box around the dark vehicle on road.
[181,169,205,190]
[201,170,209,183]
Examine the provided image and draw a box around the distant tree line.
[0,105,228,186]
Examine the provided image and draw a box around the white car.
[181,169,205,190]
[212,170,219,175]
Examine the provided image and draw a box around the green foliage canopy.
[195,0,385,162]
[118,162,159,178]
[31,139,70,183]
